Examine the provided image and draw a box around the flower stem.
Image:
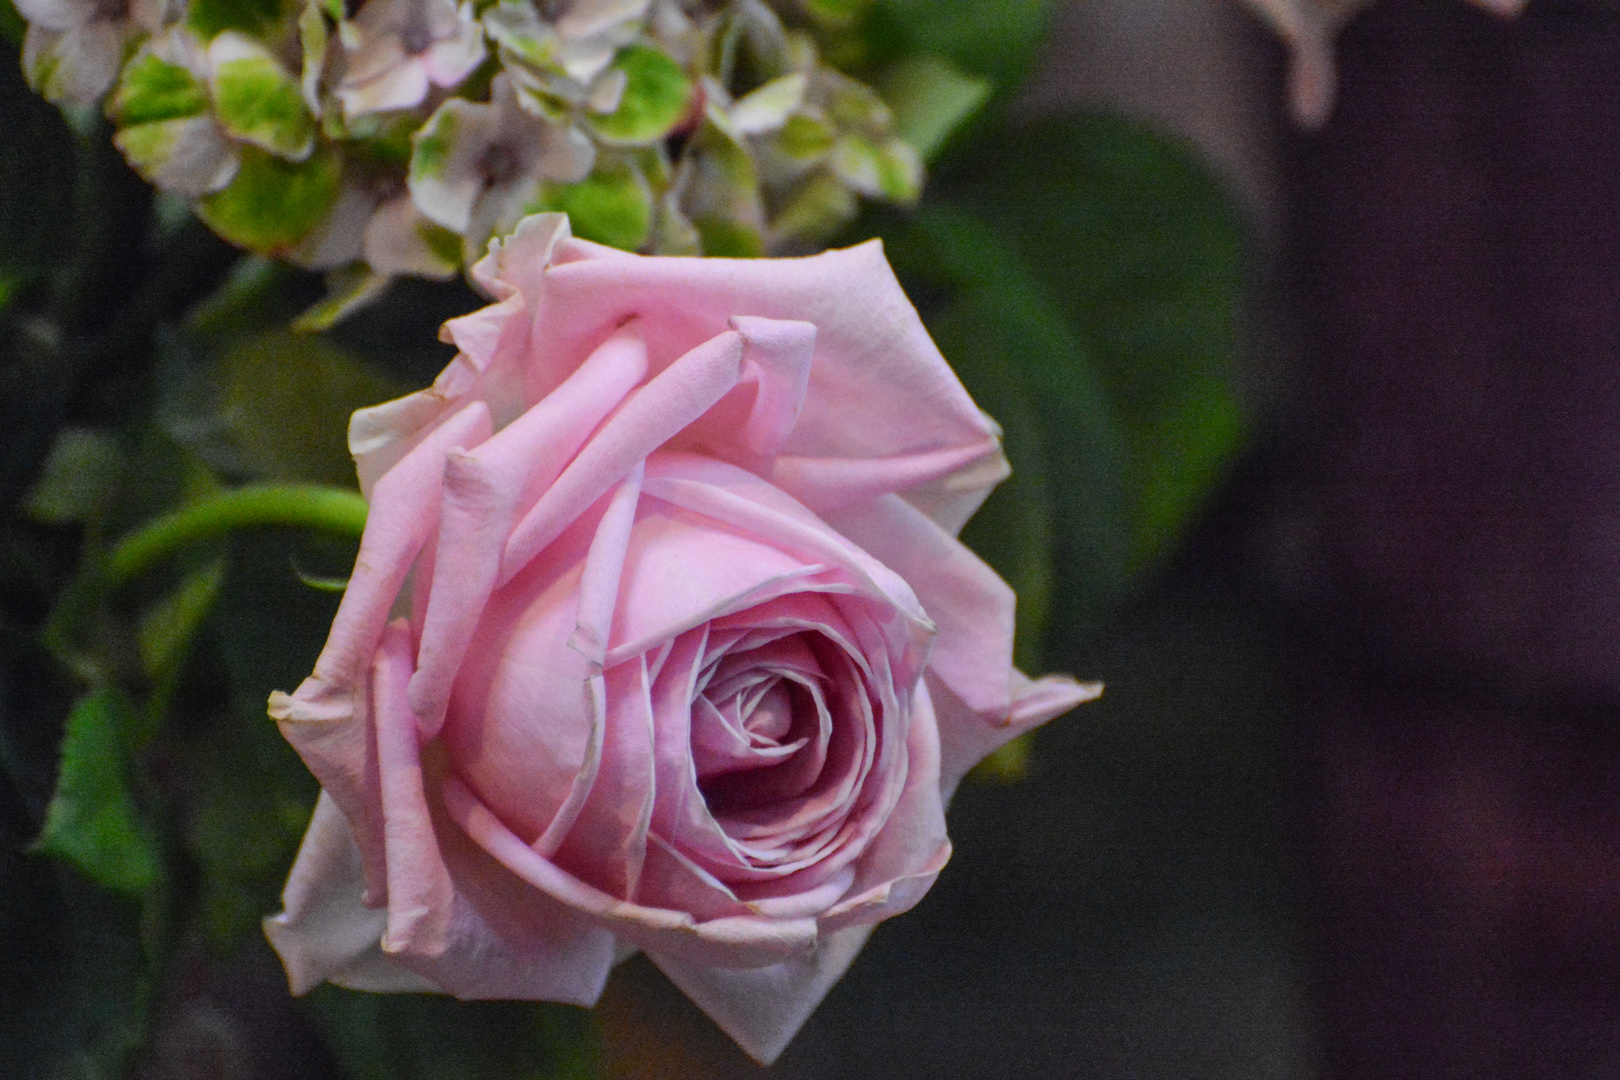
[106,483,369,588]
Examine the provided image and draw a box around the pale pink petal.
[518,239,1001,519]
[389,779,618,1003]
[823,494,1013,719]
[407,330,647,733]
[372,620,455,958]
[270,401,492,902]
[550,655,656,899]
[499,330,747,583]
[440,773,818,968]
[264,792,440,995]
[649,924,873,1066]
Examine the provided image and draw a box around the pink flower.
[263,213,1097,1063]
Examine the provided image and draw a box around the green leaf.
[24,427,123,526]
[137,556,226,679]
[188,0,294,40]
[196,145,341,254]
[212,329,406,485]
[694,215,764,258]
[111,52,209,126]
[946,113,1248,573]
[888,204,1130,659]
[867,0,1055,96]
[588,45,693,146]
[33,689,163,898]
[293,264,393,332]
[533,157,652,252]
[829,132,919,202]
[209,37,316,161]
[303,991,604,1080]
[876,54,989,162]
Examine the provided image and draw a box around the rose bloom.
[264,213,1098,1063]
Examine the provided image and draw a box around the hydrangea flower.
[18,0,173,105]
[336,0,488,117]
[409,72,596,260]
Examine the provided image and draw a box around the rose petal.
[263,792,440,995]
[271,401,492,904]
[931,670,1103,802]
[499,330,747,584]
[823,494,1014,719]
[373,619,454,958]
[408,330,647,732]
[649,924,873,1066]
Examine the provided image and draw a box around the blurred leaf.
[32,688,163,898]
[535,156,653,252]
[865,0,1054,100]
[293,265,392,332]
[587,44,693,147]
[303,990,604,1080]
[210,41,316,161]
[0,32,77,295]
[213,329,405,485]
[137,555,225,679]
[179,693,317,946]
[875,55,989,162]
[945,113,1248,574]
[187,0,295,40]
[24,427,123,526]
[196,145,341,255]
[886,203,1131,659]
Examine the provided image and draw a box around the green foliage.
[32,688,164,898]
[197,146,341,254]
[210,329,405,486]
[304,991,604,1080]
[535,157,653,252]
[111,53,209,127]
[866,0,1054,99]
[881,111,1248,653]
[875,55,989,162]
[187,0,294,42]
[211,49,316,161]
[948,114,1248,573]
[588,45,694,147]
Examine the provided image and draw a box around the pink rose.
[263,213,1098,1063]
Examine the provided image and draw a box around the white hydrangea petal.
[364,194,460,279]
[30,19,127,103]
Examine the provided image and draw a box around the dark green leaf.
[32,688,163,898]
[887,204,1131,658]
[303,990,604,1080]
[866,0,1054,99]
[944,113,1248,576]
[210,329,405,486]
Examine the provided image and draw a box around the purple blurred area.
[1292,1,1620,1076]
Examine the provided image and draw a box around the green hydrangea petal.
[588,44,692,146]
[197,145,340,253]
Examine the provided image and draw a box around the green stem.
[106,483,369,588]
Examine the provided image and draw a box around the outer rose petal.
[649,925,873,1065]
[264,792,441,995]
[345,214,1003,525]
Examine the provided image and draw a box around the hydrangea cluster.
[18,0,926,314]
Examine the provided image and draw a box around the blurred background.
[7,0,1620,1077]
